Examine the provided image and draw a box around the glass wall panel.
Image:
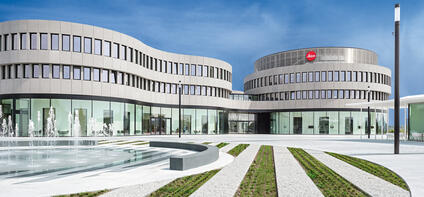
[183,108,195,134]
[279,112,290,134]
[339,112,352,135]
[207,110,217,134]
[352,111,365,135]
[111,102,124,136]
[125,103,134,135]
[171,108,180,135]
[72,99,91,136]
[142,106,151,134]
[290,112,302,134]
[217,110,228,134]
[314,111,327,134]
[196,109,207,134]
[161,107,172,135]
[328,111,339,134]
[92,100,110,136]
[135,105,142,135]
[51,99,71,137]
[30,98,50,136]
[15,98,30,137]
[370,112,376,134]
[302,112,314,134]
[270,112,278,134]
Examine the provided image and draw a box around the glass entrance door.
[293,117,302,134]
[319,117,329,134]
[345,117,353,135]
[150,117,171,135]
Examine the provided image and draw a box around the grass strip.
[115,140,144,145]
[216,142,229,148]
[235,145,277,197]
[202,142,212,145]
[326,152,409,191]
[149,169,220,197]
[228,144,249,157]
[97,140,125,145]
[288,147,368,197]
[133,142,149,146]
[54,189,109,197]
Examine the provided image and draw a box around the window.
[308,72,313,82]
[112,43,119,58]
[3,34,8,51]
[93,68,100,81]
[279,74,283,84]
[347,71,351,81]
[327,90,332,99]
[321,90,326,99]
[30,33,37,50]
[353,71,357,81]
[93,39,101,55]
[62,35,70,51]
[120,45,126,60]
[172,63,177,74]
[290,91,295,100]
[73,36,81,52]
[52,65,60,79]
[104,41,111,56]
[129,48,133,62]
[167,62,172,74]
[179,63,183,75]
[296,91,301,100]
[51,34,59,50]
[24,64,31,78]
[83,67,91,81]
[84,37,92,53]
[197,65,202,76]
[269,76,272,85]
[339,90,344,99]
[171,84,177,94]
[40,33,48,50]
[15,65,22,78]
[102,70,109,82]
[32,64,40,78]
[209,66,214,78]
[63,65,70,79]
[303,91,307,99]
[42,64,49,78]
[185,64,190,76]
[203,65,208,77]
[284,74,289,84]
[334,71,339,81]
[333,90,338,99]
[341,71,345,81]
[315,71,320,82]
[20,33,27,49]
[110,71,116,83]
[202,86,206,95]
[321,71,326,82]
[73,66,81,80]
[190,64,196,76]
[190,85,195,95]
[196,85,201,95]
[328,71,333,81]
[290,73,295,83]
[183,85,189,95]
[117,72,123,84]
[358,72,362,82]
[11,33,18,50]
[302,72,307,82]
[315,90,320,99]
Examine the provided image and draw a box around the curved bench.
[150,141,219,171]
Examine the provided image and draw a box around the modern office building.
[0,20,391,137]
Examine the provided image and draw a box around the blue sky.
[0,0,423,124]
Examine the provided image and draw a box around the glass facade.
[270,111,386,135]
[409,103,424,141]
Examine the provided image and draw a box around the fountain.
[73,110,81,138]
[37,111,41,137]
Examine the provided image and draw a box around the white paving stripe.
[305,149,410,197]
[274,147,323,197]
[190,144,260,197]
[100,179,174,197]
[220,143,238,153]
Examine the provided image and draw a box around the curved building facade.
[0,20,390,137]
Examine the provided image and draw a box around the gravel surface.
[190,144,260,197]
[100,179,173,197]
[306,149,410,197]
[274,147,323,197]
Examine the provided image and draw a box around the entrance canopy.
[346,94,424,109]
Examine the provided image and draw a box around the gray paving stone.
[306,149,410,197]
[274,147,323,197]
[219,142,238,153]
[190,144,260,197]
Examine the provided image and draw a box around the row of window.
[245,70,391,90]
[0,32,232,82]
[0,64,230,98]
[254,89,388,101]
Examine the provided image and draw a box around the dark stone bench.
[150,141,219,171]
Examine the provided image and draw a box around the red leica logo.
[306,51,316,61]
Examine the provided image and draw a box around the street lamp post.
[367,86,371,139]
[394,4,400,154]
[178,81,182,138]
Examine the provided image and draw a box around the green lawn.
[149,169,220,197]
[133,142,149,146]
[228,144,249,157]
[115,140,144,145]
[216,142,229,148]
[54,189,109,197]
[202,142,212,145]
[235,145,277,197]
[327,152,409,191]
[288,147,368,197]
